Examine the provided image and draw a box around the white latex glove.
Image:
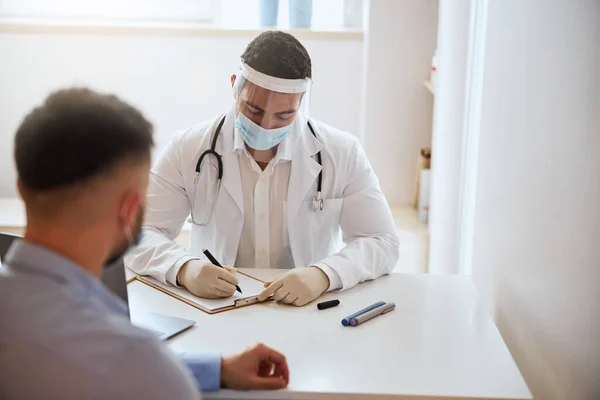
[177,260,239,299]
[258,267,330,307]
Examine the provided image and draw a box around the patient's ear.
[231,74,237,88]
[118,189,143,230]
[16,178,29,202]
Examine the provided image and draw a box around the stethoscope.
[190,115,323,226]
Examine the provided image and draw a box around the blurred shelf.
[0,18,363,41]
[424,80,434,94]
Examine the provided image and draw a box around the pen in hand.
[202,248,242,294]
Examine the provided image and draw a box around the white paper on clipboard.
[141,272,267,312]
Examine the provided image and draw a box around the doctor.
[126,31,399,306]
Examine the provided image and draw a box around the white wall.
[427,0,471,274]
[361,0,438,206]
[0,31,362,196]
[471,0,600,398]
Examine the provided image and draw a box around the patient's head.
[13,88,153,271]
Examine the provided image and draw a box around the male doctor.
[127,31,399,306]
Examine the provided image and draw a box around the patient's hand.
[221,343,289,390]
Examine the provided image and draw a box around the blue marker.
[341,301,386,326]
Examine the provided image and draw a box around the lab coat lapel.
[287,120,324,218]
[217,112,244,215]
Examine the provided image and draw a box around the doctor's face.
[236,81,302,130]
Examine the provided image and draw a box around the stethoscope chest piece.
[312,192,324,212]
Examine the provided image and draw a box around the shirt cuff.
[166,256,199,286]
[178,351,221,392]
[313,263,342,291]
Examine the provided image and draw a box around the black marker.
[202,248,242,294]
[317,299,340,310]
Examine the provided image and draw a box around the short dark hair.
[241,31,312,79]
[14,88,154,191]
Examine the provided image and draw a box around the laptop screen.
[0,232,19,267]
[101,258,130,306]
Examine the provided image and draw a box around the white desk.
[127,270,531,400]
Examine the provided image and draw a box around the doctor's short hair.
[241,30,312,80]
[14,88,154,193]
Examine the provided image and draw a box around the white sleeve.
[314,138,400,290]
[125,134,199,285]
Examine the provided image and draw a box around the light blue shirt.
[0,240,220,400]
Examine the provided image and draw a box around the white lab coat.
[126,109,399,290]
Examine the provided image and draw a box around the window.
[218,0,363,30]
[0,0,362,31]
[0,0,216,23]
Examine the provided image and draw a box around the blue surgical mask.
[235,112,291,151]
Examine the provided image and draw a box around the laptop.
[103,257,195,340]
[0,231,19,267]
[0,232,195,340]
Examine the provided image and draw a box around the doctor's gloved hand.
[177,260,239,299]
[258,267,330,307]
[221,343,289,390]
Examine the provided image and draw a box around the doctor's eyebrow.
[244,101,297,115]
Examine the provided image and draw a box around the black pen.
[202,248,242,293]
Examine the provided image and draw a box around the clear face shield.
[232,62,312,158]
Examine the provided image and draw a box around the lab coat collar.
[218,108,244,215]
[286,116,324,218]
[295,116,323,157]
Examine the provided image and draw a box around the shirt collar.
[4,239,128,315]
[233,126,246,152]
[276,133,293,161]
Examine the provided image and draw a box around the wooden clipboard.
[130,270,271,315]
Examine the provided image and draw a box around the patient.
[0,88,288,399]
